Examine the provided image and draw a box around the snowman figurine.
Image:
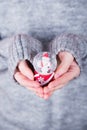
[39,52,52,74]
[33,52,57,86]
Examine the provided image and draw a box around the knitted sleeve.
[8,34,43,78]
[0,34,43,81]
[49,33,87,72]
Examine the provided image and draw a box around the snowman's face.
[42,57,50,65]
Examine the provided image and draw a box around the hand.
[14,60,44,95]
[43,51,80,99]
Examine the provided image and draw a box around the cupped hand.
[43,51,80,99]
[14,51,80,100]
[14,60,44,96]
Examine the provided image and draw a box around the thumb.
[54,52,74,79]
[18,60,34,80]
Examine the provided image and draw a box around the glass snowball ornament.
[33,52,57,86]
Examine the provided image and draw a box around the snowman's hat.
[42,52,49,59]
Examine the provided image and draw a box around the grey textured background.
[0,0,87,130]
[0,0,87,42]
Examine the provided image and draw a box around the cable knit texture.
[49,33,87,71]
[8,34,43,78]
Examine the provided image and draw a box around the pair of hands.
[14,51,80,100]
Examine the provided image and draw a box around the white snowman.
[33,52,57,86]
[37,52,52,74]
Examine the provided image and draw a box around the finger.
[69,61,80,77]
[43,86,49,94]
[55,52,74,79]
[36,92,44,98]
[26,86,38,92]
[43,91,54,99]
[48,84,66,92]
[58,51,74,62]
[44,84,64,93]
[29,87,44,94]
[24,85,43,94]
[48,64,80,89]
[36,87,44,94]
[14,71,40,88]
[18,60,34,80]
[36,87,54,99]
[43,86,54,99]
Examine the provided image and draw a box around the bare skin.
[14,51,80,100]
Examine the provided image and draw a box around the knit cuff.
[8,34,43,81]
[49,33,87,72]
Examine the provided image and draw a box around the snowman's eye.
[47,70,50,73]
